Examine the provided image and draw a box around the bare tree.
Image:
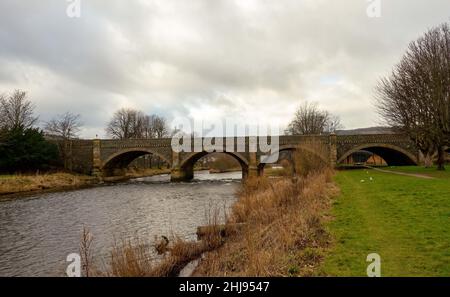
[150,115,169,138]
[286,101,342,135]
[324,113,343,133]
[106,108,171,139]
[376,23,450,170]
[140,114,153,139]
[44,112,82,169]
[106,108,144,139]
[44,112,82,140]
[145,114,170,168]
[0,90,38,130]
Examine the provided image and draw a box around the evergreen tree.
[0,127,59,173]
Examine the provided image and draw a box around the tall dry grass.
[79,214,225,277]
[104,237,219,277]
[193,144,337,276]
[294,140,330,177]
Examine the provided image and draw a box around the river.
[0,170,241,277]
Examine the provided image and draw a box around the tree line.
[0,87,342,174]
[104,108,173,169]
[0,91,172,173]
[105,108,170,139]
[1,23,448,173]
[0,90,58,173]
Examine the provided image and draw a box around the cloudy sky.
[0,0,449,138]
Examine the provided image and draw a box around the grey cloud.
[1,0,450,138]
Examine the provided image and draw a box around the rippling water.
[0,170,241,276]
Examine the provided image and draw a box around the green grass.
[382,165,450,179]
[320,168,450,276]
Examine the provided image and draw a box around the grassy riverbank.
[77,163,450,277]
[0,168,175,196]
[319,168,450,276]
[193,165,450,276]
[0,173,97,196]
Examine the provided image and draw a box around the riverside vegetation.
[76,145,450,277]
[78,143,339,277]
[193,170,336,276]
[193,144,335,276]
[77,174,336,276]
[0,168,172,197]
[0,173,96,196]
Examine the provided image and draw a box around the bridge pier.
[329,133,337,167]
[247,152,260,178]
[247,166,259,178]
[92,139,103,181]
[170,151,194,182]
[170,168,193,182]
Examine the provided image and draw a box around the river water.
[0,171,241,277]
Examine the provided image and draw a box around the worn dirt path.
[366,166,435,179]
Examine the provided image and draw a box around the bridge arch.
[257,144,329,176]
[102,148,172,177]
[178,151,249,181]
[337,143,418,166]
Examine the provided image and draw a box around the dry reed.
[78,142,337,277]
[193,144,338,276]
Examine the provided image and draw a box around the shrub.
[0,127,59,173]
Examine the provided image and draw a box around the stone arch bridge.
[63,134,420,182]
